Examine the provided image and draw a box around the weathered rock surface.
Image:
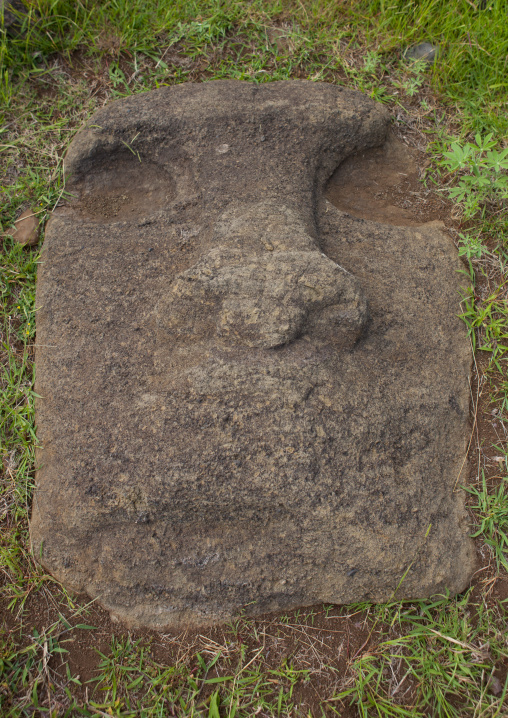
[31,81,475,629]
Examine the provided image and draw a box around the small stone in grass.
[405,42,438,65]
[487,675,502,696]
[11,208,40,246]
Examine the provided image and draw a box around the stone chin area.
[30,80,475,630]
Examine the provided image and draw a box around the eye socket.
[69,150,176,222]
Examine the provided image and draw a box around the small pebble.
[405,42,438,65]
[488,675,502,696]
[10,208,41,246]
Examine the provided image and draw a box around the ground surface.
[1,1,507,716]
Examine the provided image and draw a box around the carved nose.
[159,246,368,350]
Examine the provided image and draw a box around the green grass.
[88,634,312,717]
[2,0,508,130]
[1,0,508,715]
[334,592,508,717]
[468,472,508,573]
[362,0,508,135]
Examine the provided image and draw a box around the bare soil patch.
[2,587,373,716]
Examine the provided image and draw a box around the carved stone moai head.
[31,82,474,629]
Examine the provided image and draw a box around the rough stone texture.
[31,81,475,629]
